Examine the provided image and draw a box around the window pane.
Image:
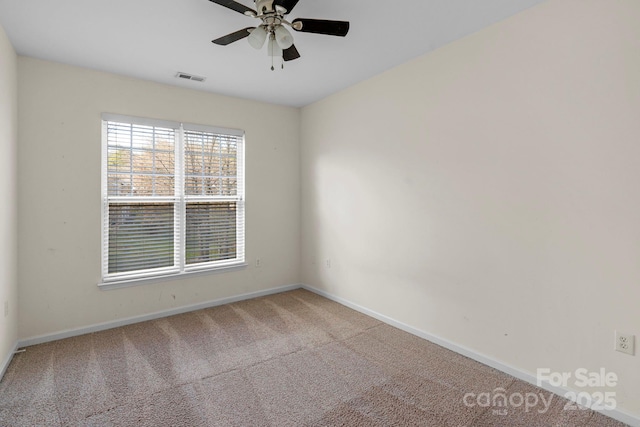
[185,176,202,195]
[203,177,221,195]
[107,147,131,173]
[186,202,237,265]
[107,122,175,197]
[220,178,237,196]
[108,203,175,273]
[184,131,239,196]
[221,157,237,176]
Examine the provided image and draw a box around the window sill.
[98,262,248,291]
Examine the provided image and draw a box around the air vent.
[175,72,206,83]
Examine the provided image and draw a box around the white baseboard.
[301,284,639,427]
[18,284,301,348]
[0,341,18,381]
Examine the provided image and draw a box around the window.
[101,114,245,285]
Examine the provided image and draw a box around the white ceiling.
[0,0,544,107]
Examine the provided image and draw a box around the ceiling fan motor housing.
[252,0,287,35]
[255,0,285,16]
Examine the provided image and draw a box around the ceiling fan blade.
[274,0,300,14]
[208,0,256,16]
[291,19,350,37]
[283,44,301,61]
[212,27,254,45]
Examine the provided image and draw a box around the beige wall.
[0,25,18,367]
[301,0,640,418]
[18,57,300,340]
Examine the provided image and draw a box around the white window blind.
[101,114,245,284]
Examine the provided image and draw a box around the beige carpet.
[0,289,628,426]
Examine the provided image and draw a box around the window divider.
[177,124,186,273]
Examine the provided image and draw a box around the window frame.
[99,113,246,289]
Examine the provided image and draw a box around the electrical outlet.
[615,331,635,355]
[326,259,331,268]
[4,301,8,317]
[255,258,262,268]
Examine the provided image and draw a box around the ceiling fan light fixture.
[247,26,268,49]
[274,25,294,49]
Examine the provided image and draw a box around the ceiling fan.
[209,0,350,70]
